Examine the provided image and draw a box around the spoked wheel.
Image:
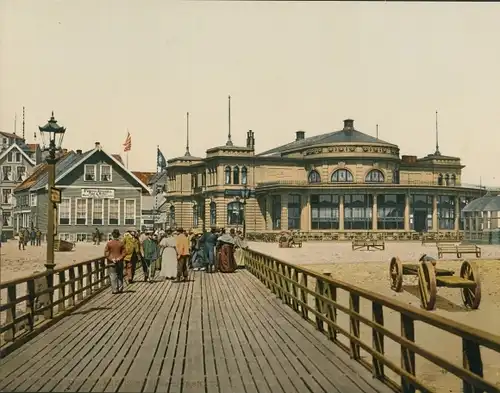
[389,257,403,292]
[418,261,437,310]
[460,260,481,309]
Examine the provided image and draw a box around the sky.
[1,1,499,186]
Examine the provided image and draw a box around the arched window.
[445,174,450,186]
[192,204,198,227]
[233,166,240,185]
[241,166,248,185]
[451,174,456,186]
[365,169,385,183]
[331,169,353,183]
[210,201,217,226]
[169,205,175,227]
[308,170,321,183]
[438,173,444,186]
[224,166,231,184]
[227,201,244,226]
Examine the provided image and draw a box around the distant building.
[165,118,484,235]
[13,142,151,241]
[0,131,40,239]
[131,171,163,231]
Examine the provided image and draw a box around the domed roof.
[258,119,397,157]
[462,194,500,213]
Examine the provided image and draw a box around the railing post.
[462,338,484,393]
[77,265,84,301]
[26,279,36,332]
[291,269,299,311]
[372,302,385,380]
[4,284,17,341]
[280,264,289,305]
[314,278,324,332]
[58,270,66,313]
[272,261,279,297]
[401,314,416,393]
[93,260,99,289]
[86,262,93,296]
[323,272,338,341]
[67,267,76,307]
[349,293,360,360]
[300,273,308,320]
[44,270,54,319]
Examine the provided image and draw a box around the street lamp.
[241,184,250,237]
[39,111,66,270]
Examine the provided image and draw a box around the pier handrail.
[243,248,500,393]
[0,257,109,355]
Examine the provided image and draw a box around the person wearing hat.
[175,228,190,281]
[123,229,140,283]
[104,229,125,294]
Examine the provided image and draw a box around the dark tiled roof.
[149,171,167,185]
[15,163,48,192]
[258,122,396,157]
[132,171,156,185]
[0,131,24,139]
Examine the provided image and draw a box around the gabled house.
[13,142,151,242]
[0,140,37,239]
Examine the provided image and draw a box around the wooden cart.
[54,239,75,252]
[389,256,481,311]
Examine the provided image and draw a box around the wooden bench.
[437,244,481,259]
[352,239,385,251]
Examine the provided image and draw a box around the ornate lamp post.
[39,112,66,270]
[241,184,250,237]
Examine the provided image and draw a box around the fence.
[243,249,500,393]
[0,258,109,356]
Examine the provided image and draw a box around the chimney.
[295,130,305,141]
[76,149,82,155]
[343,119,354,131]
[246,130,255,149]
[95,141,101,150]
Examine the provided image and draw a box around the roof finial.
[14,112,17,135]
[226,95,233,146]
[184,111,191,156]
[51,110,55,119]
[376,124,379,139]
[434,110,441,156]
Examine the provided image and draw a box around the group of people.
[17,227,43,250]
[103,227,247,294]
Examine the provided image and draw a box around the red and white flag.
[123,131,131,152]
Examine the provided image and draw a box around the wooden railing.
[243,249,500,393]
[246,230,463,243]
[0,258,109,355]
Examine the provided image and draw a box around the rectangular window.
[76,233,88,242]
[287,194,301,230]
[92,199,104,225]
[311,194,340,230]
[84,164,96,181]
[16,166,26,182]
[15,152,22,162]
[2,166,13,181]
[438,196,455,230]
[2,211,12,227]
[344,194,372,230]
[2,189,12,204]
[30,193,37,207]
[124,199,136,225]
[76,198,88,225]
[108,199,120,225]
[411,194,433,231]
[377,194,405,230]
[59,198,71,225]
[100,165,112,181]
[7,152,13,162]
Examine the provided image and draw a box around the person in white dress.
[159,230,177,280]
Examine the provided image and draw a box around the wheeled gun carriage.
[389,254,481,311]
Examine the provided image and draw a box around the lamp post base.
[45,263,56,271]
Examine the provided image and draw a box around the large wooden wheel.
[389,257,403,292]
[460,260,481,309]
[418,261,437,310]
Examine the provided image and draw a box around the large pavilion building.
[163,118,484,238]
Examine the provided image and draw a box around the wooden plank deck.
[0,270,392,393]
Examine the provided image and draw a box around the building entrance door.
[413,210,427,232]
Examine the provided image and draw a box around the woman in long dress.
[217,230,237,273]
[159,231,177,280]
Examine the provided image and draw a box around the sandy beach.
[248,241,500,392]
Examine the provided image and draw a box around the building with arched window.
[164,119,484,236]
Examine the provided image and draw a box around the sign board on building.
[50,187,61,204]
[81,189,115,199]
